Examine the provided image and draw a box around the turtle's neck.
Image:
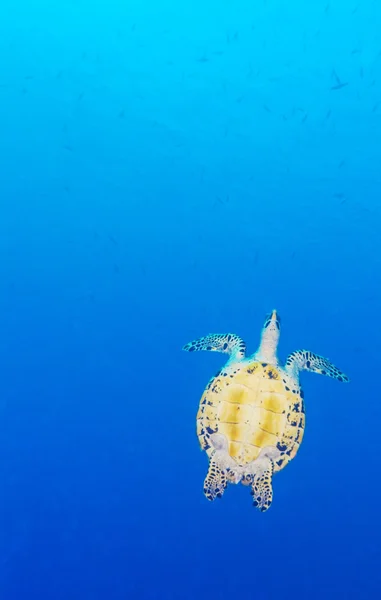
[255,340,278,364]
[255,320,280,364]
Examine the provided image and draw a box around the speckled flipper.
[203,460,227,501]
[183,333,246,360]
[251,458,274,513]
[286,350,349,382]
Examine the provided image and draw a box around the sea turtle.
[183,310,349,512]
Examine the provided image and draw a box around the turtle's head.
[256,309,281,363]
[263,309,281,332]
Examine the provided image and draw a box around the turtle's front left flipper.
[286,350,349,382]
[203,460,227,501]
[183,333,246,360]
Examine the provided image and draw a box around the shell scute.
[261,392,286,413]
[257,407,285,436]
[219,422,247,444]
[219,401,252,423]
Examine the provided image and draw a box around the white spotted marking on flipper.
[183,333,246,361]
[286,350,349,382]
[203,460,227,501]
[250,456,274,513]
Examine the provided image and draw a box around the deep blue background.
[0,1,380,598]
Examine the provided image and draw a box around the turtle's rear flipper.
[251,459,274,512]
[204,460,227,501]
[286,350,349,382]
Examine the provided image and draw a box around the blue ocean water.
[0,0,380,598]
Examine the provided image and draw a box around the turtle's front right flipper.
[204,460,227,501]
[286,350,349,382]
[183,333,246,360]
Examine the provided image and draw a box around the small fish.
[108,235,119,248]
[331,70,348,90]
[331,80,348,90]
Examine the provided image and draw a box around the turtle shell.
[197,359,305,473]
